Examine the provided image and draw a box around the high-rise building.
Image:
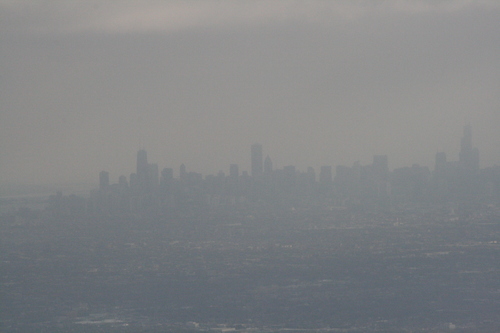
[459,125,479,172]
[251,143,263,178]
[180,164,187,181]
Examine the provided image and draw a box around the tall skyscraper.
[459,125,479,172]
[251,143,263,178]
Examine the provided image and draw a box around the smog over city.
[1,1,500,332]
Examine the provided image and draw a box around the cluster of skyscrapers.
[83,125,499,216]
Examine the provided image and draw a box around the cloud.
[1,0,497,35]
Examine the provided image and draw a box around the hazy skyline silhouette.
[1,1,499,185]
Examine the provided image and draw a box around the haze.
[1,0,499,186]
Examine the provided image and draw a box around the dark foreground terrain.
[2,206,500,332]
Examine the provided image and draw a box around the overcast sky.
[1,0,499,186]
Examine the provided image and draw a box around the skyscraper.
[459,124,479,172]
[251,143,263,178]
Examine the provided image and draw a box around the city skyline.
[69,123,496,217]
[96,124,485,184]
[94,124,483,186]
[1,1,499,185]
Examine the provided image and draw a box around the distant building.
[459,124,479,172]
[180,164,187,181]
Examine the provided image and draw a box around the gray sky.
[1,0,499,185]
